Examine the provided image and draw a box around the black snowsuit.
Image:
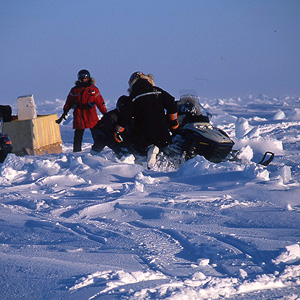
[116,79,177,155]
[91,109,126,156]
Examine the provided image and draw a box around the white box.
[17,94,37,120]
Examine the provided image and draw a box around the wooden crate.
[2,114,62,156]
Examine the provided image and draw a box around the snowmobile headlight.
[193,123,213,131]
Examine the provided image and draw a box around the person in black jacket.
[90,108,129,157]
[114,72,179,168]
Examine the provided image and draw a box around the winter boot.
[73,129,84,152]
[147,145,159,169]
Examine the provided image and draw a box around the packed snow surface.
[1,94,300,299]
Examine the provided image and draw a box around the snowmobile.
[163,95,274,166]
[0,133,12,163]
[0,118,13,163]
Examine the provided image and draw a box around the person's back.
[129,79,175,153]
[114,72,179,168]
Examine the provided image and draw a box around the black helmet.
[128,71,145,90]
[77,69,90,81]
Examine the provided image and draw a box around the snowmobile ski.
[257,151,274,166]
[228,150,274,166]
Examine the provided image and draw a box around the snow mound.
[273,244,300,265]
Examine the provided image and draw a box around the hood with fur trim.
[128,74,155,93]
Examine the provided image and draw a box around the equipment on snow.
[163,95,234,163]
[0,133,12,163]
[258,151,275,166]
[0,105,12,123]
[0,115,12,163]
[163,95,274,166]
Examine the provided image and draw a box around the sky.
[1,0,300,108]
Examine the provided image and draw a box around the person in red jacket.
[56,69,107,152]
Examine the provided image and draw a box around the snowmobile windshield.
[178,95,212,121]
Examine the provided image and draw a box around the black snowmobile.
[163,95,274,166]
[0,105,13,163]
[163,95,234,163]
[0,133,12,163]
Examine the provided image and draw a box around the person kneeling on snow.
[90,107,130,158]
[113,72,179,168]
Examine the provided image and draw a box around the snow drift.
[0,94,300,300]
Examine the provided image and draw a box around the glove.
[169,119,179,130]
[87,102,95,108]
[168,113,179,131]
[56,112,67,124]
[114,125,125,143]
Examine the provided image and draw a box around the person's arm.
[56,90,74,124]
[113,96,133,143]
[160,88,179,130]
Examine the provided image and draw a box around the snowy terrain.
[1,94,300,300]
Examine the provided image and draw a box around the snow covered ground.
[1,94,300,300]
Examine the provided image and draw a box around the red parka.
[63,78,107,129]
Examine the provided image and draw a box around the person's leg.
[73,129,84,152]
[90,128,106,154]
